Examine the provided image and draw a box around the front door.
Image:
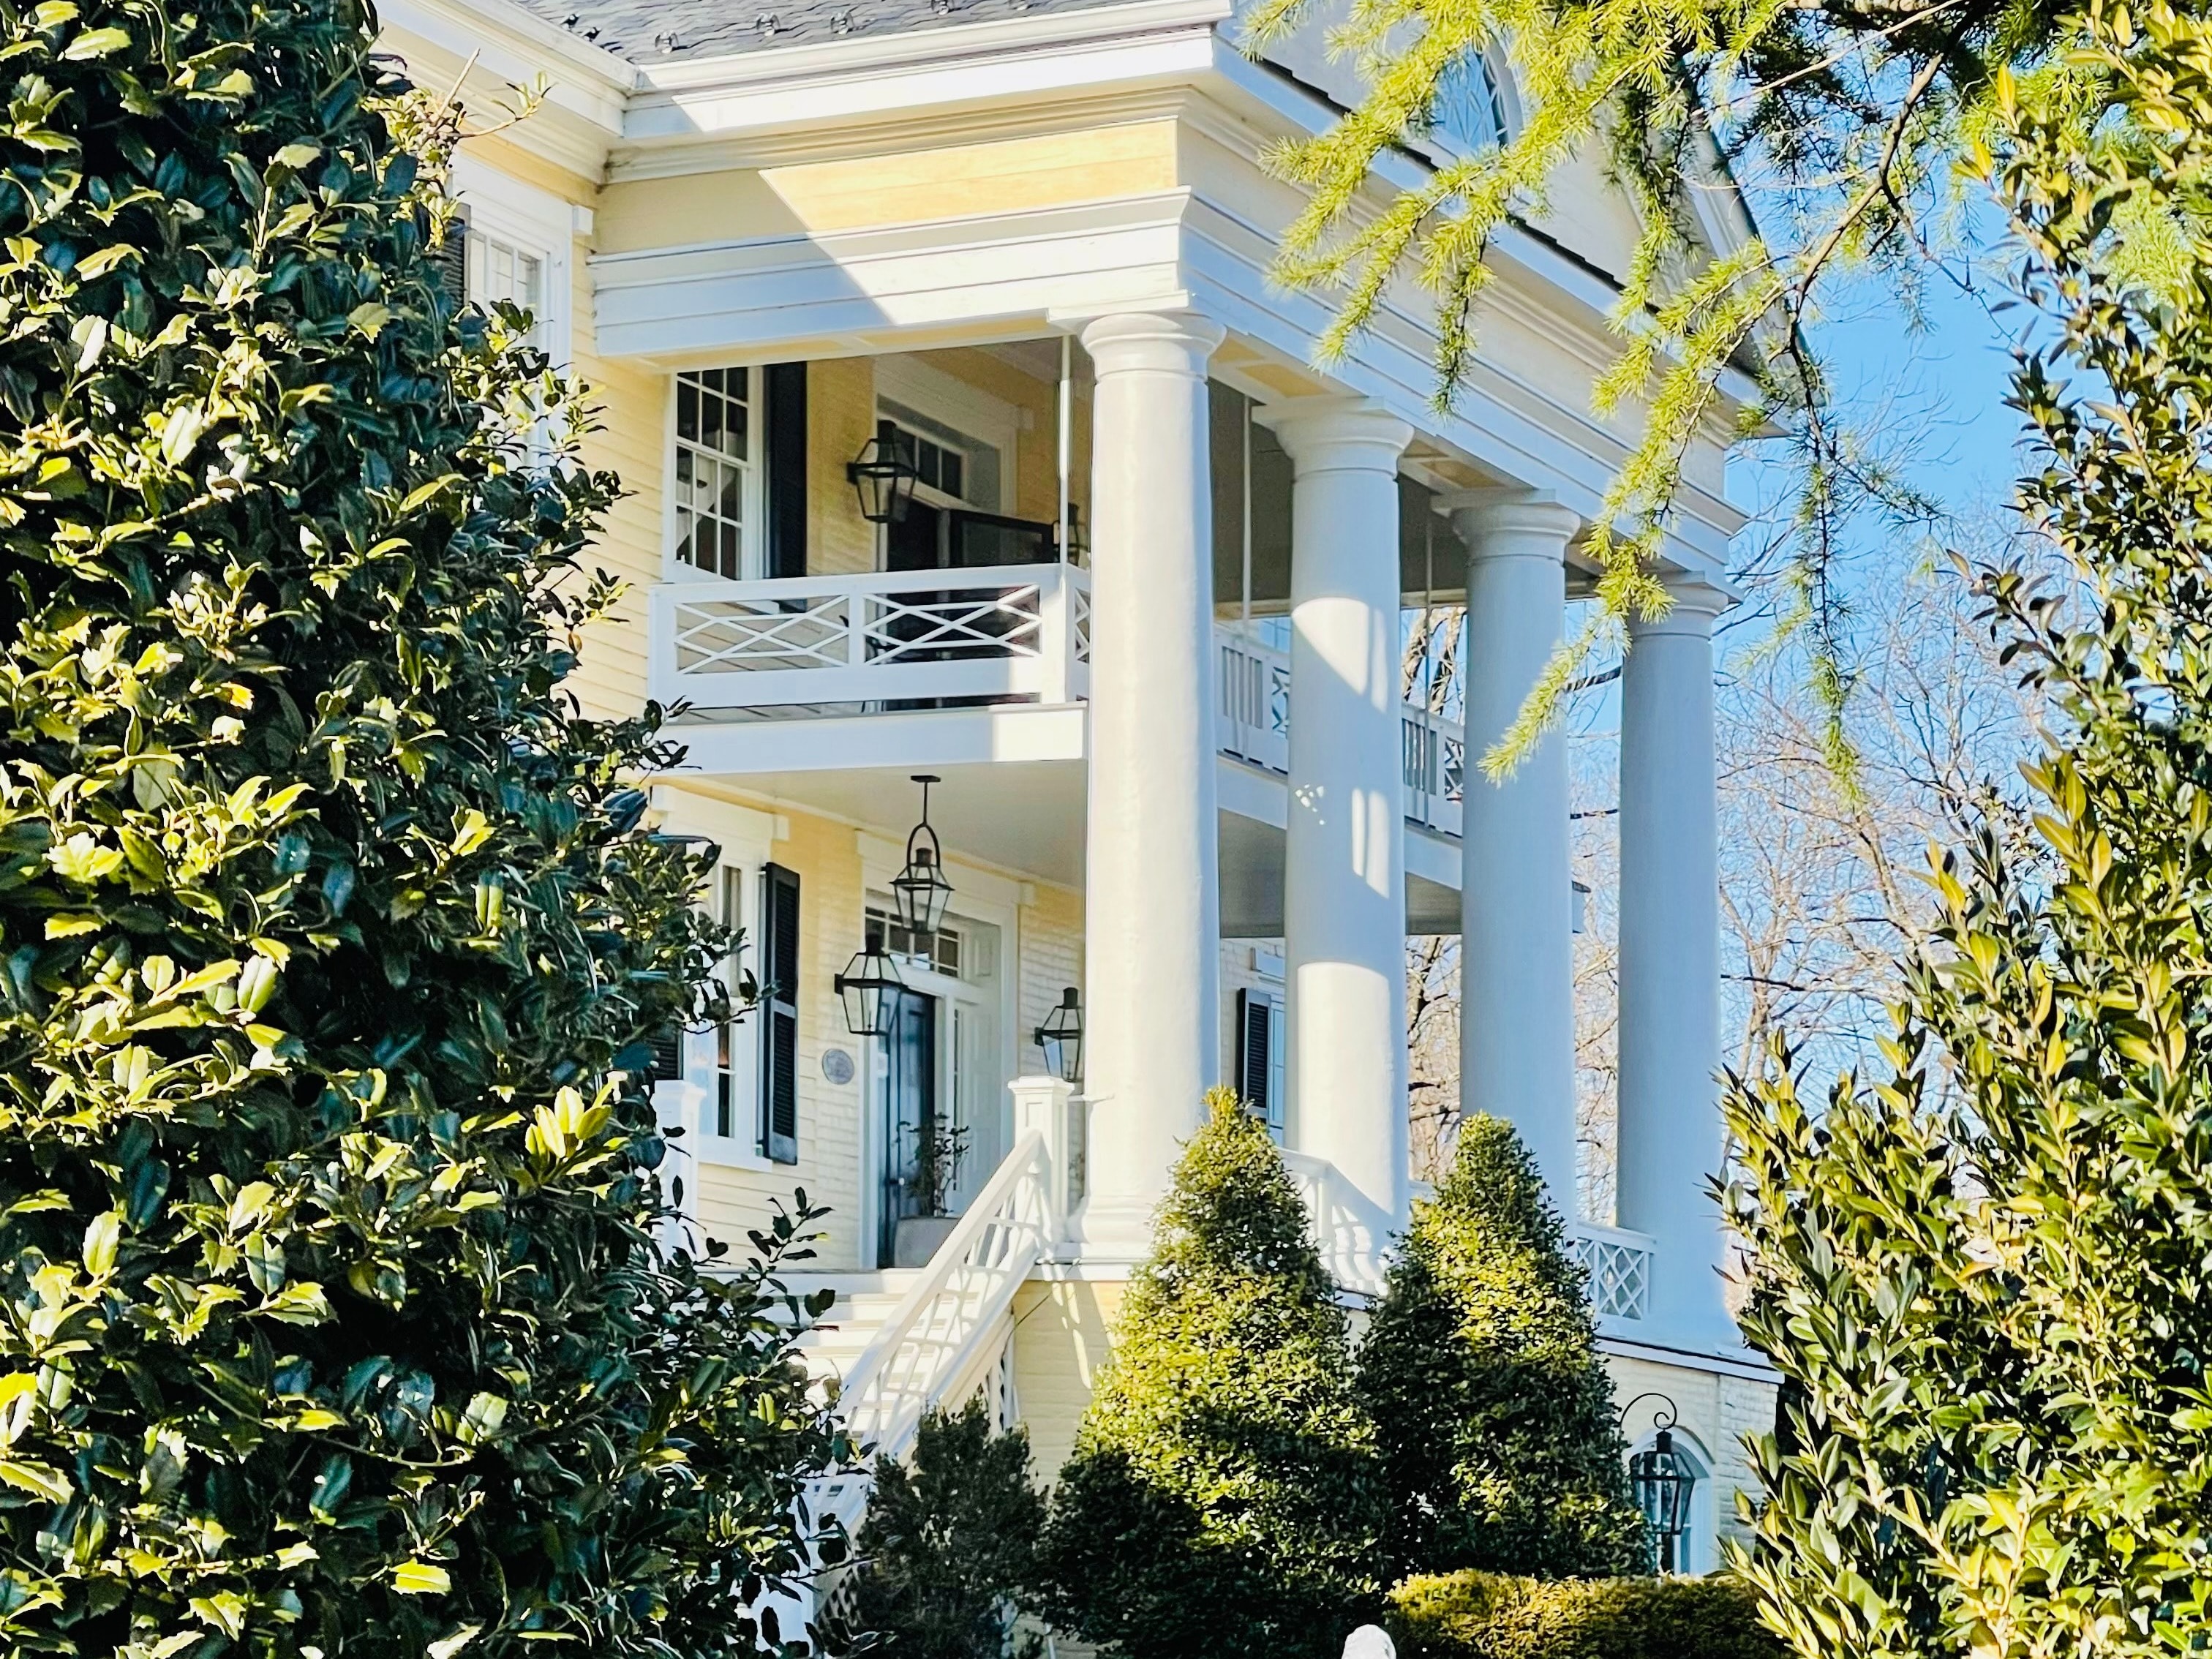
[877,988,938,1269]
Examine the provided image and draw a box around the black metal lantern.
[892,774,955,938]
[834,944,905,1039]
[1036,986,1084,1085]
[848,419,919,527]
[1622,1393,1698,1573]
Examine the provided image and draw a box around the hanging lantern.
[834,944,905,1039]
[847,419,919,527]
[1622,1395,1698,1573]
[892,774,955,938]
[1035,986,1084,1085]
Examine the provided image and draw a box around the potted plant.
[893,1116,971,1267]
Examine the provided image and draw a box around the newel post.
[1009,1074,1078,1243]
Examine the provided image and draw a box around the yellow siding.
[1012,1277,1126,1484]
[810,358,880,576]
[596,123,1181,252]
[1017,879,1085,1077]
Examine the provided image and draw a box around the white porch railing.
[1572,1222,1657,1322]
[1216,630,1466,835]
[1283,1149,1393,1299]
[647,563,1091,712]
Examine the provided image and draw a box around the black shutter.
[764,362,808,579]
[1236,988,1285,1143]
[647,1025,684,1083]
[434,206,469,307]
[759,863,801,1164]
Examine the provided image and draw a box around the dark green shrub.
[1034,1088,1382,1659]
[1721,12,2212,1658]
[0,0,849,1652]
[1359,1115,1647,1581]
[841,1397,1046,1658]
[1386,1570,1782,1659]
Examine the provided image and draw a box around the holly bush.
[1034,1089,1382,1659]
[0,0,849,1653]
[1723,5,2212,1655]
[1358,1116,1647,1584]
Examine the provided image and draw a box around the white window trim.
[448,153,574,368]
[661,362,767,584]
[873,355,1020,515]
[650,791,780,1171]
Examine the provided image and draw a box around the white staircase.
[780,1078,1086,1638]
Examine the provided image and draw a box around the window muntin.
[877,394,1001,512]
[466,230,546,348]
[675,366,755,581]
[865,905,963,979]
[1429,53,1511,153]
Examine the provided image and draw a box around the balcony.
[1216,632,1467,837]
[650,568,1468,839]
[650,562,1091,713]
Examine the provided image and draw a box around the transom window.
[877,394,1001,512]
[467,230,546,347]
[866,906,964,979]
[675,366,754,580]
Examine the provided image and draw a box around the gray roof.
[513,0,1151,64]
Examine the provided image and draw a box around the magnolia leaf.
[391,1561,451,1597]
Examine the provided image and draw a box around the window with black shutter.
[764,362,808,579]
[759,863,802,1164]
[433,206,469,307]
[1235,987,1285,1143]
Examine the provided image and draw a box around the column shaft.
[1077,311,1226,1252]
[1273,400,1415,1232]
[1452,496,1581,1206]
[1616,582,1732,1346]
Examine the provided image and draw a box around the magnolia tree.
[0,0,847,1653]
[1726,3,2212,1651]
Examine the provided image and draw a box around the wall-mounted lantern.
[848,419,919,527]
[892,774,955,938]
[834,943,905,1039]
[1621,1393,1698,1573]
[1035,986,1084,1086]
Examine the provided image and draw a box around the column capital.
[1265,395,1414,475]
[1440,489,1584,560]
[1628,573,1736,639]
[1077,310,1225,380]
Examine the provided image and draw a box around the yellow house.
[381,0,1779,1607]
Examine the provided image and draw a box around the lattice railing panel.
[1573,1228,1653,1321]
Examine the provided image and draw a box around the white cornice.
[618,0,1224,151]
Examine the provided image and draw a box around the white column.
[1616,576,1734,1347]
[1271,399,1415,1233]
[1450,494,1581,1207]
[1077,310,1227,1253]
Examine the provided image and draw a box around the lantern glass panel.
[835,947,903,1039]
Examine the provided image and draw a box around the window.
[467,229,547,349]
[675,366,755,581]
[710,867,745,1140]
[759,863,801,1165]
[866,906,963,979]
[1235,988,1285,1143]
[876,388,1004,512]
[1429,53,1511,153]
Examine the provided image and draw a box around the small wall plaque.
[821,1047,855,1086]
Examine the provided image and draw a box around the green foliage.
[0,0,851,1652]
[1241,0,2070,768]
[838,1397,1046,1659]
[1386,1570,1783,1659]
[1359,1116,1646,1583]
[1034,1089,1382,1659]
[1723,7,2212,1654]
